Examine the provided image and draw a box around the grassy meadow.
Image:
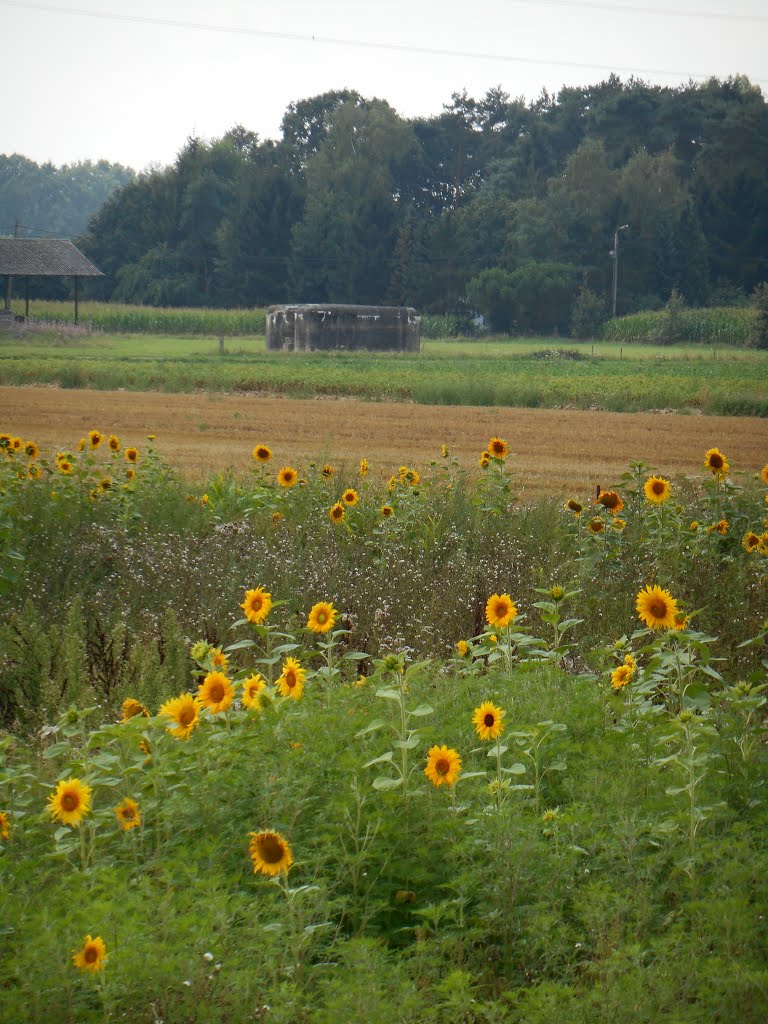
[1,428,767,1022]
[1,329,767,414]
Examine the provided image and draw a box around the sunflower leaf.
[375,688,402,701]
[224,639,256,651]
[487,745,508,756]
[373,776,403,791]
[54,827,72,841]
[392,736,420,750]
[42,742,71,759]
[342,651,371,661]
[408,704,434,717]
[355,719,386,737]
[363,750,394,768]
[501,763,527,775]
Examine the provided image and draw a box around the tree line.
[10,76,768,332]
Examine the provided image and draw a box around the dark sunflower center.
[61,793,78,811]
[285,672,296,688]
[436,758,450,776]
[179,706,195,726]
[484,713,495,727]
[652,482,664,494]
[84,947,98,963]
[209,683,225,703]
[258,836,284,863]
[710,454,723,468]
[317,611,327,623]
[649,601,666,618]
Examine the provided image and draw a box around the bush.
[751,282,768,349]
[570,282,607,340]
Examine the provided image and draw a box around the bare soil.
[4,385,767,498]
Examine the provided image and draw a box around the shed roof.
[0,238,103,277]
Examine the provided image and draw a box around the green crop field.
[1,331,766,415]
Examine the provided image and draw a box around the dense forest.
[7,76,768,331]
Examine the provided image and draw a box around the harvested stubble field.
[4,384,767,497]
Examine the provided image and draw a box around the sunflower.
[704,447,729,477]
[610,664,634,690]
[587,517,605,534]
[488,437,508,459]
[485,593,517,629]
[742,531,761,553]
[120,698,149,723]
[77,437,86,452]
[479,455,490,468]
[359,457,369,476]
[47,778,92,827]
[125,447,139,463]
[307,601,337,633]
[252,444,272,463]
[0,810,10,840]
[690,520,699,532]
[98,476,112,493]
[126,468,137,481]
[612,518,626,532]
[565,498,583,515]
[403,469,420,486]
[758,533,768,556]
[242,673,267,710]
[200,494,209,507]
[73,935,107,973]
[472,701,505,741]
[424,745,462,788]
[456,639,469,657]
[381,504,394,518]
[441,444,449,459]
[708,519,729,535]
[636,585,679,630]
[321,463,335,478]
[114,797,141,831]
[27,463,42,480]
[198,671,235,714]
[159,693,201,739]
[643,476,671,504]
[0,433,10,449]
[241,586,272,624]
[58,459,73,475]
[624,653,637,672]
[277,466,298,488]
[329,502,345,524]
[108,434,121,452]
[277,657,306,700]
[248,830,294,876]
[88,429,104,449]
[24,440,39,460]
[761,464,768,486]
[210,647,229,670]
[272,511,283,525]
[342,488,359,506]
[596,490,624,514]
[672,611,689,630]
[9,437,22,452]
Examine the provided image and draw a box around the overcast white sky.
[1,0,766,171]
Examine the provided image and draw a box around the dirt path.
[3,385,767,497]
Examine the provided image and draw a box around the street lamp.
[610,224,629,318]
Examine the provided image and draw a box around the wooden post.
[218,335,224,354]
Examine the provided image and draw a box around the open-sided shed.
[0,238,103,323]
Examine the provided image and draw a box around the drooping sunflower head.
[248,829,294,876]
[321,463,334,479]
[277,466,298,488]
[472,701,505,741]
[252,444,272,463]
[88,429,104,449]
[424,745,462,788]
[485,593,517,629]
[114,797,141,832]
[565,498,583,515]
[0,810,11,841]
[210,647,229,670]
[643,476,671,504]
[27,463,42,480]
[488,437,508,459]
[9,436,22,452]
[72,935,107,973]
[125,447,139,464]
[708,519,729,535]
[342,488,359,507]
[159,693,201,739]
[98,476,112,493]
[587,517,605,534]
[479,455,490,468]
[120,698,149,723]
[381,504,394,518]
[198,671,235,714]
[596,490,624,514]
[704,447,729,477]
[403,469,420,486]
[47,778,92,827]
[108,434,121,452]
[241,586,272,624]
[307,601,337,633]
[359,457,369,476]
[24,440,39,460]
[329,502,345,524]
[636,584,679,630]
[761,464,768,486]
[441,444,449,459]
[242,673,267,710]
[277,657,306,700]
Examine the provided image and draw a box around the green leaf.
[408,704,434,717]
[392,735,420,750]
[375,688,402,702]
[363,751,394,768]
[355,719,386,738]
[342,651,370,661]
[223,639,256,651]
[42,742,71,759]
[54,826,72,841]
[372,776,403,791]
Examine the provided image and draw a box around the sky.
[1,0,766,172]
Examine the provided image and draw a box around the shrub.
[751,282,768,349]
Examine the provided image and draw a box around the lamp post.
[610,224,629,318]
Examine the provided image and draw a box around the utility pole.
[3,220,18,312]
[610,224,629,318]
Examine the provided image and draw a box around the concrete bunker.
[266,304,420,352]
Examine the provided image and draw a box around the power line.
[3,0,766,88]
[509,0,768,24]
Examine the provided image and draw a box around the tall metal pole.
[611,224,629,318]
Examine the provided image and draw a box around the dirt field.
[4,385,767,497]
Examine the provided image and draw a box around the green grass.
[2,332,766,414]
